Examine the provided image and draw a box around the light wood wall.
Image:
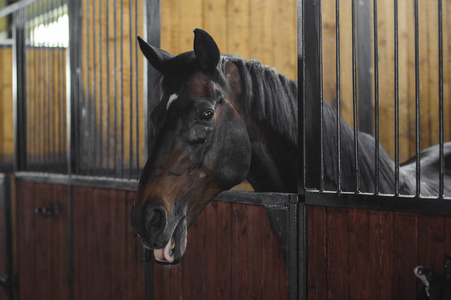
[0,47,13,164]
[161,0,298,80]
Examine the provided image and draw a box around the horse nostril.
[145,207,165,232]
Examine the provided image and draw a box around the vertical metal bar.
[45,0,51,171]
[56,0,62,171]
[319,0,324,192]
[129,0,133,179]
[38,1,43,170]
[30,4,35,170]
[394,0,400,195]
[113,0,118,175]
[92,0,97,174]
[106,0,111,173]
[25,6,31,170]
[135,0,140,178]
[120,0,125,178]
[336,0,341,192]
[68,0,81,296]
[13,9,27,172]
[85,0,90,175]
[357,0,373,135]
[374,0,381,194]
[303,0,323,191]
[352,0,360,192]
[438,0,444,198]
[99,0,103,174]
[414,0,421,196]
[144,0,161,157]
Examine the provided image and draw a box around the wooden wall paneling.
[347,209,370,299]
[49,184,69,299]
[307,205,327,300]
[225,0,250,58]
[30,182,52,298]
[16,181,36,300]
[416,214,446,275]
[16,182,68,300]
[247,204,288,300]
[73,187,145,299]
[230,202,249,299]
[393,213,418,300]
[378,211,394,299]
[125,191,146,300]
[204,201,232,299]
[325,207,348,299]
[152,201,288,299]
[180,200,207,299]
[446,217,451,260]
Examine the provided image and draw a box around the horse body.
[130,28,450,265]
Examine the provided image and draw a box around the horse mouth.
[153,216,186,265]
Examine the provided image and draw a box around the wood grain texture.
[152,201,288,300]
[308,206,451,299]
[72,187,145,300]
[16,182,69,300]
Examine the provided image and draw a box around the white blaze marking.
[167,93,178,110]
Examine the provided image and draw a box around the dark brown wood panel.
[153,201,288,300]
[72,187,145,300]
[307,206,327,300]
[307,206,451,300]
[16,182,69,300]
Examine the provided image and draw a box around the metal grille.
[303,0,450,198]
[23,0,68,173]
[6,0,148,180]
[73,0,146,179]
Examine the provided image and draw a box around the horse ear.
[193,28,220,71]
[137,36,174,74]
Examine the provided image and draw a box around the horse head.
[130,29,252,264]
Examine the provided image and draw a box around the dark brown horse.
[130,28,451,264]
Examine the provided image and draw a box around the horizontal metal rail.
[0,0,37,18]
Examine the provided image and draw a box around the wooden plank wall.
[308,205,451,299]
[15,183,146,300]
[153,201,289,300]
[160,0,297,80]
[16,182,69,300]
[322,0,451,163]
[72,187,145,299]
[0,48,13,165]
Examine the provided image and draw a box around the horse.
[129,28,451,264]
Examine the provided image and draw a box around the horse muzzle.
[129,201,187,264]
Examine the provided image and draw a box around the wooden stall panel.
[16,182,68,300]
[72,187,145,300]
[153,202,289,300]
[308,206,451,300]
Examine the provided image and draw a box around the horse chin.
[153,216,187,265]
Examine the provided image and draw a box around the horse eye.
[199,110,214,121]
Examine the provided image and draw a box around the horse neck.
[245,120,299,193]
